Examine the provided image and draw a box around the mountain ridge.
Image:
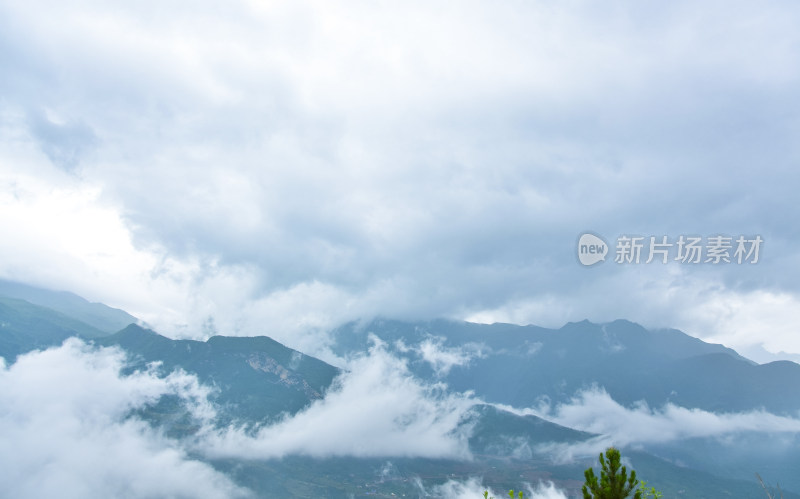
[2,285,799,496]
[331,317,800,415]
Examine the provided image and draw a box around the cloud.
[199,338,476,459]
[465,268,800,361]
[415,476,567,499]
[1,0,800,356]
[414,336,486,376]
[0,333,540,496]
[514,387,800,463]
[27,109,97,172]
[0,339,250,499]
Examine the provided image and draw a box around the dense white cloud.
[0,339,249,499]
[399,335,487,376]
[1,0,799,357]
[0,337,485,496]
[506,387,800,462]
[417,338,475,376]
[0,336,489,478]
[200,338,476,459]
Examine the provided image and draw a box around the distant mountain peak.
[117,323,160,337]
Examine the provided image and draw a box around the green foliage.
[481,488,524,498]
[582,447,642,499]
[482,448,665,499]
[638,481,662,499]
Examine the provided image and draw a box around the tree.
[582,447,642,499]
[637,481,662,499]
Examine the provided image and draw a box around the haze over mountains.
[0,279,137,333]
[0,281,798,498]
[332,318,800,414]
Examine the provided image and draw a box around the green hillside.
[98,324,340,425]
[0,296,107,361]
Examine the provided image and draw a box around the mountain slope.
[465,403,593,457]
[0,296,108,361]
[98,324,340,425]
[332,318,800,414]
[0,279,136,333]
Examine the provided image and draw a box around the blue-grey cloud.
[28,110,97,171]
[0,0,799,356]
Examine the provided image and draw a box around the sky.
[1,0,800,360]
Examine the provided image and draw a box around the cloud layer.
[519,387,800,462]
[4,337,800,495]
[1,0,800,357]
[0,339,248,499]
[200,338,475,459]
[0,337,485,497]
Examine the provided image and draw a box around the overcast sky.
[1,0,799,358]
